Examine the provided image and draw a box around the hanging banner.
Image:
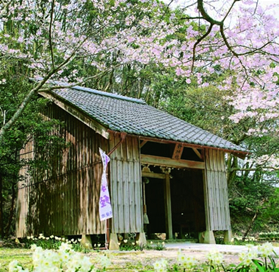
[99,148,113,221]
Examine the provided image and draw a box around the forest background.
[0,0,279,241]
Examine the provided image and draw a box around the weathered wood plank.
[133,137,142,232]
[127,138,135,233]
[142,172,165,179]
[117,158,124,233]
[204,149,231,231]
[141,154,205,169]
[122,136,130,233]
[172,143,183,160]
[109,134,142,234]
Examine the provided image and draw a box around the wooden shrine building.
[16,84,247,248]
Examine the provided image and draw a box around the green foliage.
[0,64,67,237]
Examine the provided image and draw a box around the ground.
[0,247,241,271]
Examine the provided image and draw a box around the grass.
[0,248,33,271]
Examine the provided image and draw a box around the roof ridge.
[32,77,146,105]
[72,86,146,105]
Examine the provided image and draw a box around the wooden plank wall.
[16,138,34,237]
[109,134,143,233]
[18,103,107,237]
[204,149,231,231]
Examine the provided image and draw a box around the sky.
[161,0,279,27]
[162,0,279,13]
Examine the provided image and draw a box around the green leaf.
[252,259,266,272]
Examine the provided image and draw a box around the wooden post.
[109,233,119,250]
[204,230,216,244]
[224,230,233,244]
[81,234,93,249]
[202,169,216,244]
[138,232,147,247]
[164,173,173,239]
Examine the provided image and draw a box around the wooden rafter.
[132,135,249,157]
[140,140,148,148]
[192,148,202,160]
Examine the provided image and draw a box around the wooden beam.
[140,140,148,148]
[192,148,202,160]
[40,92,109,139]
[172,143,183,160]
[141,154,205,169]
[142,171,165,179]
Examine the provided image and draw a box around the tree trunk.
[227,154,238,186]
[0,53,75,143]
[242,210,258,241]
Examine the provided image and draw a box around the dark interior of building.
[141,141,206,240]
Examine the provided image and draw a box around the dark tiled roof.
[52,86,246,153]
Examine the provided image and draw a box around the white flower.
[207,248,224,266]
[9,260,19,272]
[258,242,274,258]
[97,254,111,269]
[239,245,258,267]
[30,244,37,251]
[177,251,197,269]
[59,242,72,252]
[153,258,168,272]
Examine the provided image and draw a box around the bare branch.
[49,0,55,69]
[222,0,240,23]
[167,0,175,8]
[253,0,259,15]
[231,166,279,172]
[180,16,204,20]
[191,23,213,73]
[0,47,77,143]
[197,0,222,26]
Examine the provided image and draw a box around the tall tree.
[1,0,279,143]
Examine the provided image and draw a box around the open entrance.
[143,167,206,240]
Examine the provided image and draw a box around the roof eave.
[40,91,110,139]
[107,130,249,158]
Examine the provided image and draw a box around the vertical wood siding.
[16,138,34,237]
[109,134,143,233]
[17,103,107,237]
[204,149,231,231]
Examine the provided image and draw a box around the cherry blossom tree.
[1,0,279,157]
[161,0,279,169]
[0,0,176,141]
[1,0,279,236]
